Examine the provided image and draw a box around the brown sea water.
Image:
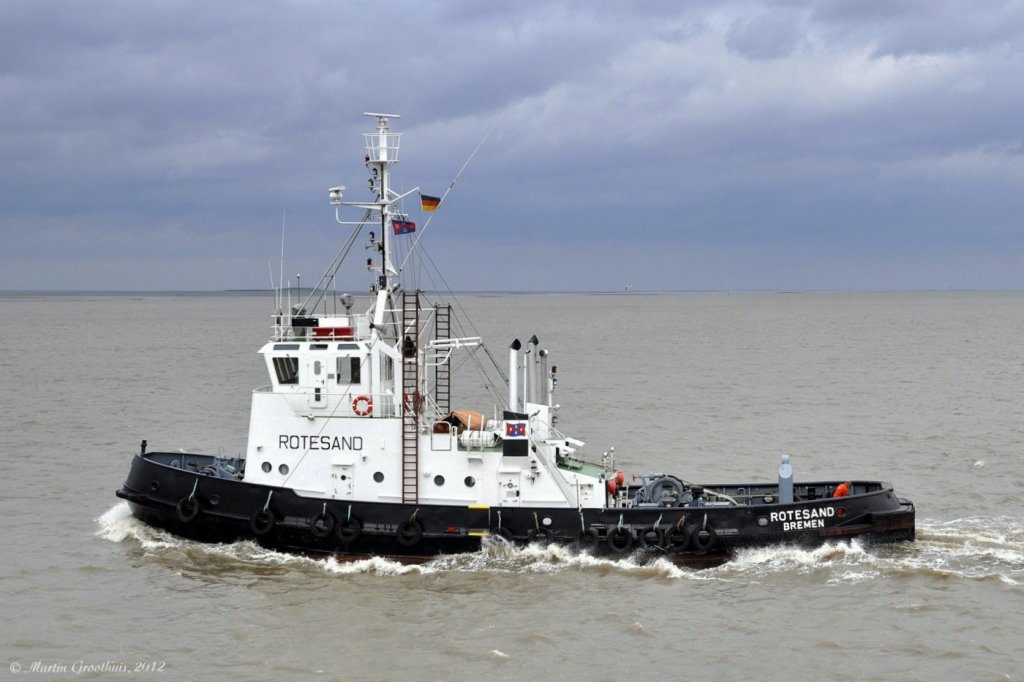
[1,291,1022,681]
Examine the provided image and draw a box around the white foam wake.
[95,503,1023,584]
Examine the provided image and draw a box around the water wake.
[96,503,1023,584]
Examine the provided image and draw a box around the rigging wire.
[398,104,513,273]
[299,209,373,313]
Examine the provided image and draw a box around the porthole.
[262,462,272,473]
[279,463,290,475]
[314,360,322,375]
[150,480,160,491]
[434,475,445,487]
[464,476,476,488]
[757,516,769,527]
[373,471,384,483]
[208,495,220,507]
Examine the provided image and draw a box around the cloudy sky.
[2,0,1022,291]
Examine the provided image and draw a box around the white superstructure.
[239,113,608,512]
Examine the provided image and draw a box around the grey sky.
[2,0,1022,291]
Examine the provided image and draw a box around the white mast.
[329,112,419,293]
[365,112,400,289]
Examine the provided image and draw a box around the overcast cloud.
[2,0,1022,291]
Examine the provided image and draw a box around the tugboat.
[117,113,916,565]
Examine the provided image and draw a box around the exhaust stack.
[508,339,522,410]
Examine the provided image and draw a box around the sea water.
[1,291,1022,681]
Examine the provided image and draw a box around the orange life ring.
[352,395,373,416]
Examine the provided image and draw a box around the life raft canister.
[352,395,373,416]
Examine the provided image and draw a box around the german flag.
[420,194,441,212]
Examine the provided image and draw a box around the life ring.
[336,517,363,543]
[690,525,717,553]
[577,528,599,549]
[666,525,689,549]
[526,527,553,544]
[352,395,373,416]
[250,509,276,536]
[396,520,423,547]
[608,527,634,553]
[175,496,201,523]
[639,527,665,548]
[310,512,335,539]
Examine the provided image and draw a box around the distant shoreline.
[1,288,1022,297]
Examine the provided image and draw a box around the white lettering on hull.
[278,435,363,451]
[769,506,836,532]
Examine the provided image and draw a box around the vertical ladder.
[401,291,420,504]
[434,304,451,414]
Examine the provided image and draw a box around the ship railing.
[335,390,399,418]
[252,384,400,417]
[270,313,373,342]
[364,130,402,164]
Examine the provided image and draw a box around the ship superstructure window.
[337,357,361,385]
[273,357,299,384]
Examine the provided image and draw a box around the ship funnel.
[509,339,522,410]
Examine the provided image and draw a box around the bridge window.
[337,356,361,385]
[273,357,299,384]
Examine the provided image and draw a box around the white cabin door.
[308,358,328,409]
[499,471,521,506]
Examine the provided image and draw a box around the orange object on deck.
[833,481,851,498]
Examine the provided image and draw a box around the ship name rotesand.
[278,435,363,451]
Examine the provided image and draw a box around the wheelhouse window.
[337,356,361,385]
[273,357,299,384]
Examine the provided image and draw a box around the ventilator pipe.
[538,349,549,406]
[527,335,539,404]
[778,454,794,505]
[508,339,521,410]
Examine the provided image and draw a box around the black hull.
[117,452,915,567]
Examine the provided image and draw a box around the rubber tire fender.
[336,517,363,543]
[665,525,689,549]
[577,528,599,550]
[175,496,201,524]
[396,520,423,547]
[526,527,553,544]
[608,527,634,553]
[250,509,276,536]
[310,512,335,539]
[690,525,717,553]
[639,527,665,548]
[492,527,514,543]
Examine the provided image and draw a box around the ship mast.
[366,112,399,292]
[329,112,420,295]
